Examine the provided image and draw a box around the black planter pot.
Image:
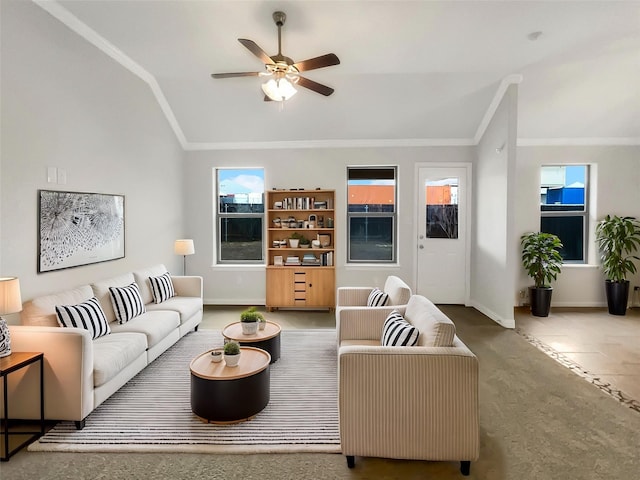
[605,280,629,316]
[529,286,553,317]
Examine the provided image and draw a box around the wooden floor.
[202,304,640,403]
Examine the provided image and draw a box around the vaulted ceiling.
[33,0,640,149]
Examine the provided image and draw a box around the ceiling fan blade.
[211,72,260,79]
[293,53,340,72]
[238,39,275,65]
[296,76,335,96]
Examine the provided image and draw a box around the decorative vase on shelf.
[289,239,299,248]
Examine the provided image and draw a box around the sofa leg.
[460,461,471,476]
[194,325,199,332]
[346,456,355,468]
[75,419,86,430]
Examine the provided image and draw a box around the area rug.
[29,329,340,454]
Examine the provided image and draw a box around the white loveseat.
[6,264,203,429]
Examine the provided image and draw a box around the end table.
[1,352,45,461]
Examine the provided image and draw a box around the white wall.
[515,145,640,307]
[0,0,185,323]
[184,147,475,304]
[470,84,518,328]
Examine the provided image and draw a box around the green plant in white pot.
[520,232,563,317]
[240,306,263,335]
[595,215,640,315]
[223,341,241,367]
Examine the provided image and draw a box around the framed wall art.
[38,190,125,273]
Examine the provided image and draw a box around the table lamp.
[174,239,195,275]
[0,277,22,357]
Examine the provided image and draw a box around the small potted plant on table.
[520,232,563,317]
[223,341,241,367]
[240,306,263,335]
[595,215,640,315]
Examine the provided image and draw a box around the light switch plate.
[57,169,67,185]
[47,167,57,183]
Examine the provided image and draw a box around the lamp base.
[0,316,11,357]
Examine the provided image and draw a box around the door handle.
[419,245,424,249]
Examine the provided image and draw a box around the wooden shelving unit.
[265,189,335,311]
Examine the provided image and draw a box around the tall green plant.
[595,215,640,283]
[520,232,564,288]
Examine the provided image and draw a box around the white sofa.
[6,264,203,429]
[338,294,479,476]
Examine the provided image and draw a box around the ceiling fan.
[211,11,340,102]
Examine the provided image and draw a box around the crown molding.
[517,137,640,147]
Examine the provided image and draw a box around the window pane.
[540,216,584,262]
[426,178,458,239]
[218,169,264,214]
[349,217,393,261]
[540,165,585,212]
[348,168,395,213]
[219,217,263,261]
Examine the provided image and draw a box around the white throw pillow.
[367,288,389,307]
[381,310,418,346]
[149,272,175,304]
[109,282,145,324]
[55,297,111,339]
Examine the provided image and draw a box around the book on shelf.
[320,251,334,266]
[301,253,321,266]
[274,255,283,266]
[285,255,301,265]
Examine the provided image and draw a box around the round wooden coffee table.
[190,347,270,423]
[222,321,281,363]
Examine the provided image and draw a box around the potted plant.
[289,232,305,248]
[223,341,241,367]
[240,306,263,334]
[298,236,310,248]
[595,215,640,315]
[520,232,564,317]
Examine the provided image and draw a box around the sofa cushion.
[109,310,180,348]
[381,310,419,346]
[22,285,94,327]
[405,295,456,347]
[93,332,147,387]
[109,282,146,324]
[91,272,136,323]
[367,288,389,307]
[55,297,111,339]
[144,296,201,324]
[132,264,168,305]
[149,272,175,304]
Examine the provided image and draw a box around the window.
[216,168,264,264]
[347,167,397,263]
[540,165,588,263]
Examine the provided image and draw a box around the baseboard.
[469,300,516,329]
[204,298,266,306]
[550,301,607,308]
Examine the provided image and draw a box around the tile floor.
[515,306,640,403]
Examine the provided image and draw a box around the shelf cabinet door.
[305,269,335,307]
[266,268,296,308]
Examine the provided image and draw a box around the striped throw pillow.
[367,288,389,307]
[382,310,419,346]
[55,297,111,339]
[149,272,175,304]
[109,282,145,324]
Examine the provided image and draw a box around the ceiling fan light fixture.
[261,75,297,101]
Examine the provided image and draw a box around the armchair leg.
[460,461,471,476]
[346,456,355,468]
[74,419,86,430]
[194,325,199,332]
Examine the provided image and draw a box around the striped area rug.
[29,329,340,454]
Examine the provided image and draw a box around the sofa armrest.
[338,340,479,461]
[336,305,406,344]
[336,287,374,307]
[171,275,203,299]
[6,325,94,422]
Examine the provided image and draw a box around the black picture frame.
[38,190,125,273]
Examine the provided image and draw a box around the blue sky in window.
[565,166,585,186]
[219,169,264,195]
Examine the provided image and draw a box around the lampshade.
[261,75,298,102]
[0,277,22,315]
[174,239,195,256]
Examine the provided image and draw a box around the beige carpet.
[4,306,640,479]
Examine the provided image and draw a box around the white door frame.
[413,162,472,305]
